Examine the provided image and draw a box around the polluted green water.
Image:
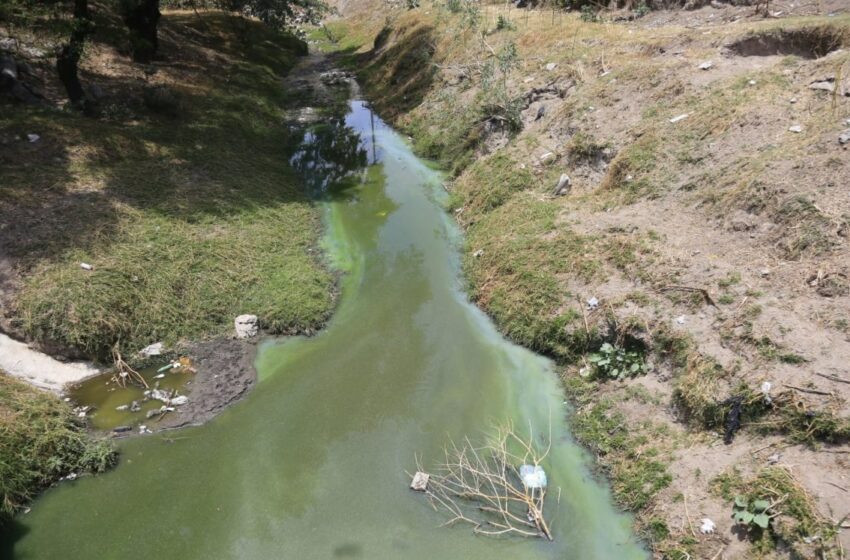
[2,99,647,560]
[68,363,194,431]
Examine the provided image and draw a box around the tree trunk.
[124,0,161,63]
[56,0,92,110]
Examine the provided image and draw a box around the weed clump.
[711,466,841,556]
[0,373,116,521]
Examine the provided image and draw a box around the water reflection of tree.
[288,117,368,198]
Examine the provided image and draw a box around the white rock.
[587,297,599,310]
[788,125,802,133]
[27,133,40,143]
[544,62,557,72]
[234,314,259,339]
[669,113,689,123]
[699,518,716,534]
[748,79,757,86]
[539,151,556,165]
[139,342,164,357]
[553,174,571,196]
[839,130,850,145]
[698,61,713,70]
[410,471,430,491]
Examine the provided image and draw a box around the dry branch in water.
[411,423,556,541]
[111,344,149,389]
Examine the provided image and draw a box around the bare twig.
[411,422,556,541]
[656,285,718,308]
[783,384,832,397]
[814,372,850,385]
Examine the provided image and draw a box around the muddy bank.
[143,337,259,433]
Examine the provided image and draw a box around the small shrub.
[580,5,598,23]
[634,2,650,18]
[588,342,648,381]
[142,85,183,118]
[495,14,515,31]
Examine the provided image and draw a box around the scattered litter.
[789,97,798,104]
[519,465,547,489]
[699,518,716,534]
[761,381,773,404]
[539,151,556,165]
[523,76,535,83]
[839,130,850,145]
[759,268,770,277]
[170,395,188,406]
[599,70,611,77]
[473,249,484,258]
[75,405,91,418]
[788,125,802,133]
[139,425,151,435]
[669,113,689,124]
[410,471,430,491]
[544,62,557,72]
[65,473,78,481]
[586,297,599,310]
[698,61,713,70]
[157,362,177,373]
[154,373,165,379]
[27,133,40,143]
[80,262,93,271]
[748,79,757,86]
[139,342,164,357]
[130,400,141,412]
[675,315,686,325]
[115,404,129,411]
[113,425,132,433]
[767,453,781,465]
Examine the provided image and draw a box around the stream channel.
[3,87,647,559]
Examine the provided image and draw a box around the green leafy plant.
[587,343,648,380]
[634,2,649,18]
[733,495,772,530]
[495,14,515,31]
[580,5,598,23]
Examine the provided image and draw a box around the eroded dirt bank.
[324,1,850,557]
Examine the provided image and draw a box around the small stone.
[139,342,164,357]
[839,130,850,145]
[27,133,39,143]
[809,79,835,93]
[539,151,556,165]
[410,471,430,491]
[788,125,802,133]
[234,314,259,339]
[760,268,770,277]
[698,61,713,70]
[544,62,557,72]
[553,173,571,196]
[789,97,797,104]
